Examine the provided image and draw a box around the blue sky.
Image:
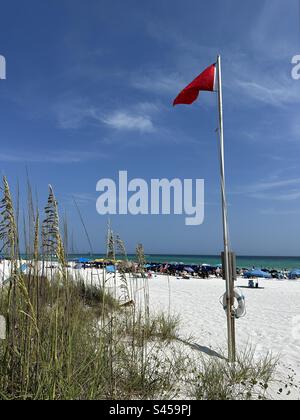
[0,0,300,255]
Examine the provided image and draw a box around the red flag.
[173,63,217,106]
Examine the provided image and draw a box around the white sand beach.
[66,266,300,399]
[145,275,300,398]
[1,261,300,399]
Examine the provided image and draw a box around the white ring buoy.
[222,288,246,319]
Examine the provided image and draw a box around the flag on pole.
[173,63,217,106]
[172,56,236,362]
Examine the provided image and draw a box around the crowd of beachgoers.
[1,256,300,285]
[70,258,300,281]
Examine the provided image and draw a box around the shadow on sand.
[178,339,226,360]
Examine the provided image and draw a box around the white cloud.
[56,96,158,133]
[101,111,154,133]
[99,102,160,133]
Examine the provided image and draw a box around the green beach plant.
[0,177,279,400]
[0,176,18,261]
[42,185,60,257]
[190,348,277,400]
[106,219,115,261]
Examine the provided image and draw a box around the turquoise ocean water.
[68,254,300,270]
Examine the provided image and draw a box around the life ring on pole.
[222,288,246,319]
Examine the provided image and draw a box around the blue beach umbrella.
[106,265,116,273]
[288,269,300,279]
[20,263,29,274]
[78,257,91,264]
[244,269,271,279]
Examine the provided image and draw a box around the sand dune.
[1,261,299,399]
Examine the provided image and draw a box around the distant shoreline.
[3,254,300,271]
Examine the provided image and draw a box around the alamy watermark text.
[0,55,6,80]
[96,171,205,226]
[291,55,300,80]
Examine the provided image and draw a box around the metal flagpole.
[216,54,236,362]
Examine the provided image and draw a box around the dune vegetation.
[0,177,277,400]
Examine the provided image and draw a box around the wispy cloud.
[260,208,300,216]
[65,193,96,206]
[131,71,185,95]
[245,178,300,193]
[253,191,300,201]
[55,98,95,129]
[234,177,300,201]
[56,96,200,146]
[100,111,154,133]
[249,0,298,58]
[234,75,300,107]
[56,97,159,133]
[144,1,299,110]
[0,150,107,164]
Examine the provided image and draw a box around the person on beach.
[201,267,209,279]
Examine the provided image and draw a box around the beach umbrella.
[78,257,90,264]
[244,269,271,279]
[20,263,29,274]
[106,265,116,273]
[288,269,300,279]
[183,266,194,273]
